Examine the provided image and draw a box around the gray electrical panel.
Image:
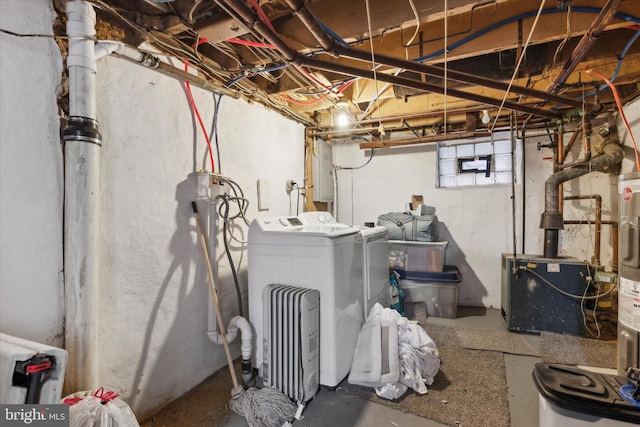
[312,139,334,202]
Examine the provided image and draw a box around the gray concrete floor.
[218,307,540,427]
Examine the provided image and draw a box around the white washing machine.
[248,212,364,387]
[357,226,390,319]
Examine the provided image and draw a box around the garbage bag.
[62,388,140,427]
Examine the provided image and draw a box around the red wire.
[184,58,215,172]
[227,37,275,49]
[585,66,640,171]
[181,37,215,172]
[249,0,276,32]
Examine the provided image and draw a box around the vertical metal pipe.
[544,230,559,258]
[612,222,619,272]
[557,129,564,214]
[64,0,100,393]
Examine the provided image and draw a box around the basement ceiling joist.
[77,0,640,140]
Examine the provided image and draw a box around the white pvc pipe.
[94,41,145,62]
[64,0,100,393]
[207,316,253,361]
[204,199,253,361]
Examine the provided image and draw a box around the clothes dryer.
[357,226,390,319]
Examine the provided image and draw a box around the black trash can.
[532,363,640,426]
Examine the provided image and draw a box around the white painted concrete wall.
[334,100,640,308]
[95,55,304,417]
[0,1,64,346]
[0,0,303,419]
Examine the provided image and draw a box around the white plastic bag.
[62,388,140,427]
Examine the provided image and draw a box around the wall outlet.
[286,180,295,194]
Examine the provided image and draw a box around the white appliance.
[248,211,363,387]
[263,284,319,402]
[357,226,390,318]
[0,333,67,404]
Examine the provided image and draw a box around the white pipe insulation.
[63,0,101,393]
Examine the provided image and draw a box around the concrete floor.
[216,307,541,427]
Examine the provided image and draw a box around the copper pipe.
[547,0,623,94]
[541,141,624,258]
[559,117,593,169]
[562,126,582,161]
[564,194,602,266]
[558,130,564,214]
[561,220,618,270]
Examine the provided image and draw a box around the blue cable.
[213,94,222,173]
[578,28,640,99]
[413,7,640,63]
[225,8,640,96]
[317,18,349,46]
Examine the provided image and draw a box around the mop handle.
[192,202,239,389]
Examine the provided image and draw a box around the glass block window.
[437,139,514,188]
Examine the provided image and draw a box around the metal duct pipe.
[284,0,583,109]
[547,0,623,94]
[540,132,624,258]
[217,0,560,120]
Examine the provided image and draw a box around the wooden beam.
[360,131,492,149]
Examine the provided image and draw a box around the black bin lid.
[532,363,640,423]
[395,265,462,282]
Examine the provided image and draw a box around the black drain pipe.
[540,129,624,258]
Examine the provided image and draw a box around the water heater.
[618,172,640,374]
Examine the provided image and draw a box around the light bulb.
[481,110,491,125]
[337,113,349,127]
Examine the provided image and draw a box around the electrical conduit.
[63,0,101,393]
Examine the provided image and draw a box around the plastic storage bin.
[532,363,640,426]
[389,240,448,273]
[398,266,461,318]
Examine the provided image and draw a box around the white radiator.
[0,333,67,404]
[262,284,319,403]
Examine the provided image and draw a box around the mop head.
[229,385,297,427]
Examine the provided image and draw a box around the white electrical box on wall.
[312,139,334,202]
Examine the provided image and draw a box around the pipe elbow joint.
[229,316,253,360]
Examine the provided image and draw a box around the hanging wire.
[405,0,421,59]
[364,0,384,132]
[489,0,546,133]
[550,5,572,78]
[444,0,448,137]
